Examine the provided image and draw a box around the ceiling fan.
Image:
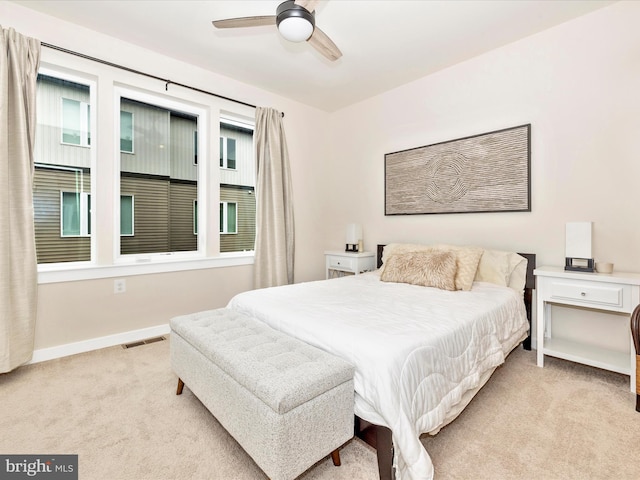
[212,0,342,61]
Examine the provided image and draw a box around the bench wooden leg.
[176,378,184,395]
[330,449,341,466]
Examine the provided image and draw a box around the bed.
[227,243,535,480]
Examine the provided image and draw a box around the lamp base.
[565,257,595,272]
[345,243,359,253]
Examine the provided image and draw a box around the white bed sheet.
[227,272,529,480]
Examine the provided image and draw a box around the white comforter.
[227,272,529,480]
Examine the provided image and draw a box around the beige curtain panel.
[253,107,295,289]
[0,26,41,373]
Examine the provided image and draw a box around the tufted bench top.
[170,308,354,415]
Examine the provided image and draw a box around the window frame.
[36,67,97,268]
[114,85,208,265]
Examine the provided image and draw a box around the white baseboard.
[29,324,171,364]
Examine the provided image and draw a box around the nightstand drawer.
[549,279,628,309]
[327,255,355,272]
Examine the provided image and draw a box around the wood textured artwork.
[385,124,530,215]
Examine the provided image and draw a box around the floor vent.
[122,336,166,349]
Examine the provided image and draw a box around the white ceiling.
[12,0,615,112]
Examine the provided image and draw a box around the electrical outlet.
[114,278,126,294]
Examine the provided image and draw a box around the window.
[62,98,90,146]
[193,200,198,235]
[34,73,94,264]
[219,136,236,169]
[194,131,198,165]
[120,110,134,153]
[35,61,256,281]
[61,191,90,237]
[120,195,134,236]
[220,202,237,234]
[119,94,199,256]
[219,118,255,253]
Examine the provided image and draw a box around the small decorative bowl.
[595,262,614,274]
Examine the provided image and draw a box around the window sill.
[37,252,254,284]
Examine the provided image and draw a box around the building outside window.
[34,74,93,264]
[33,67,257,270]
[219,119,255,252]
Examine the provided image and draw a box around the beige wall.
[323,1,639,348]
[36,266,253,348]
[325,1,640,272]
[4,1,640,354]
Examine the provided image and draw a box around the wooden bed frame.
[353,246,536,480]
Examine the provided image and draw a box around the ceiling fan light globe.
[278,17,314,42]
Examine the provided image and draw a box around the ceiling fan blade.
[307,26,342,61]
[212,16,276,29]
[295,0,320,12]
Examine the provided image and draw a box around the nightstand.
[534,266,640,393]
[325,251,376,280]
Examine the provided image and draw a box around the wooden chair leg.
[330,449,341,466]
[631,305,640,412]
[636,355,639,412]
[176,378,184,395]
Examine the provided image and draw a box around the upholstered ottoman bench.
[170,308,355,480]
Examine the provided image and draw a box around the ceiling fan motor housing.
[276,0,316,41]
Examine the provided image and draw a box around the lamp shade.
[278,17,314,42]
[566,222,592,258]
[346,223,363,244]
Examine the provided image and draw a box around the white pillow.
[475,249,528,291]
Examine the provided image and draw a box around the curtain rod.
[41,42,284,117]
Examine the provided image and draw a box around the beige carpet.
[0,338,638,480]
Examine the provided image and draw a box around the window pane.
[219,119,255,252]
[87,193,91,235]
[120,195,133,236]
[194,131,198,165]
[219,137,224,167]
[61,192,81,236]
[62,98,81,145]
[120,97,198,255]
[219,202,224,232]
[227,138,236,169]
[34,74,92,264]
[120,110,133,153]
[227,202,237,233]
[193,200,198,235]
